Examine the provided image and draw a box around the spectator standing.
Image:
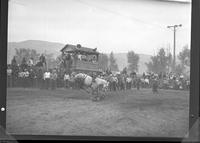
[152,77,159,94]
[50,69,57,90]
[39,54,46,67]
[64,72,70,88]
[136,77,141,90]
[21,57,28,71]
[11,56,17,67]
[7,65,12,88]
[29,68,35,88]
[44,70,51,89]
[24,69,30,88]
[37,68,44,89]
[28,57,34,67]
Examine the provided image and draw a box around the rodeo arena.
[6,44,190,136]
[7,44,190,101]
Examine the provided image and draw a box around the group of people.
[77,53,97,63]
[7,65,59,90]
[62,71,141,92]
[62,52,97,64]
[141,71,190,90]
[7,53,190,95]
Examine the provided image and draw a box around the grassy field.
[6,88,189,137]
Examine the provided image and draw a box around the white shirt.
[64,74,70,80]
[28,59,34,66]
[24,71,29,77]
[44,72,51,79]
[7,69,12,76]
[78,55,82,60]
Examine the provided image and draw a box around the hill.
[7,40,64,63]
[7,40,152,73]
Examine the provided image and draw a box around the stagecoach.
[60,44,102,74]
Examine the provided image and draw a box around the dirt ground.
[6,88,189,137]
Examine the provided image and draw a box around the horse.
[74,73,93,89]
[140,78,149,88]
[73,73,109,101]
[94,77,109,92]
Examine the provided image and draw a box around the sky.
[8,0,191,56]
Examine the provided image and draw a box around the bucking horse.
[73,73,109,101]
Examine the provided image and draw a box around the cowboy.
[136,77,141,90]
[152,77,159,94]
[44,70,51,89]
[24,68,30,88]
[39,54,46,66]
[7,65,12,88]
[77,52,82,61]
[21,57,28,71]
[38,68,44,89]
[28,57,34,67]
[92,55,97,63]
[29,68,35,88]
[11,56,17,67]
[64,72,70,88]
[50,69,58,90]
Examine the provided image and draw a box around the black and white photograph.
[6,0,191,137]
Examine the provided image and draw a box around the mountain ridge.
[7,40,152,73]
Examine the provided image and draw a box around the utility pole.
[167,24,182,72]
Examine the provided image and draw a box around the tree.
[146,56,159,73]
[166,52,173,72]
[99,53,109,71]
[127,51,139,72]
[178,45,190,67]
[175,45,190,76]
[15,48,40,65]
[174,64,184,74]
[146,48,171,73]
[14,48,57,69]
[109,52,119,71]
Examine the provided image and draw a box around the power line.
[75,0,166,30]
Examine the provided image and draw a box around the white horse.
[95,77,109,92]
[75,73,93,86]
[140,78,150,88]
[74,73,109,99]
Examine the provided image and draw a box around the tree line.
[146,45,190,76]
[11,45,190,76]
